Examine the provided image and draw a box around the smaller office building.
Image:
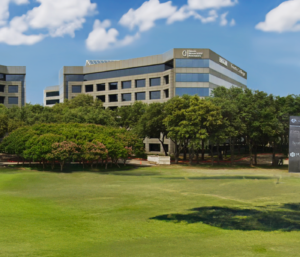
[0,64,26,108]
[44,86,60,106]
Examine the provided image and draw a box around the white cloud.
[119,0,177,32]
[188,0,238,10]
[0,0,97,45]
[86,19,140,51]
[256,0,300,32]
[230,18,236,26]
[220,12,228,26]
[0,0,29,26]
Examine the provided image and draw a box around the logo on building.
[182,50,187,57]
[219,57,228,66]
[290,152,296,157]
[291,119,297,123]
[182,50,203,58]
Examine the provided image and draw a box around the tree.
[81,141,107,168]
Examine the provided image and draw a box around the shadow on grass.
[159,176,274,180]
[151,203,300,231]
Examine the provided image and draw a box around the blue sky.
[1,0,300,104]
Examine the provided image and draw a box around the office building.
[44,85,60,106]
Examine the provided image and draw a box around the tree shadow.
[151,203,300,231]
[159,176,274,180]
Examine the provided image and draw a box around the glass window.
[72,85,82,93]
[109,82,118,90]
[150,77,161,87]
[46,99,59,105]
[122,93,131,102]
[6,75,25,82]
[0,74,5,81]
[97,95,105,102]
[135,92,145,100]
[46,91,59,97]
[0,85,4,92]
[164,75,169,84]
[150,91,161,100]
[85,84,93,92]
[97,84,105,91]
[175,59,209,68]
[135,79,145,88]
[176,73,209,82]
[176,88,209,97]
[122,81,131,89]
[8,85,18,93]
[0,97,4,104]
[109,94,118,102]
[149,144,161,152]
[164,89,169,98]
[8,97,18,105]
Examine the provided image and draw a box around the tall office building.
[0,64,26,107]
[44,85,60,107]
[44,48,247,153]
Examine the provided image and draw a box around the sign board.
[289,116,300,172]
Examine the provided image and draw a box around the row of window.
[71,76,169,93]
[96,89,169,103]
[0,74,25,82]
[46,99,60,105]
[176,73,209,82]
[0,85,19,93]
[175,88,209,97]
[46,91,59,97]
[0,96,18,104]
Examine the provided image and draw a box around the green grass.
[1,164,300,256]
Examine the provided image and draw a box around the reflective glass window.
[8,97,18,105]
[176,87,209,97]
[150,91,161,100]
[46,91,59,97]
[122,93,131,101]
[135,79,145,88]
[0,74,5,81]
[149,144,161,152]
[97,95,105,102]
[8,85,18,93]
[135,92,145,100]
[150,77,161,87]
[122,81,131,89]
[164,75,169,84]
[85,84,93,92]
[46,99,59,105]
[6,75,25,81]
[176,73,209,82]
[109,94,118,102]
[109,82,118,90]
[164,89,169,98]
[0,96,4,104]
[175,59,209,68]
[0,85,4,92]
[72,85,82,93]
[97,84,105,91]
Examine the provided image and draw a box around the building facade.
[46,48,247,154]
[0,64,26,108]
[44,85,60,106]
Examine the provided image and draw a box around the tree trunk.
[249,142,253,166]
[159,135,168,156]
[216,142,220,165]
[254,145,257,165]
[123,159,127,166]
[201,139,205,161]
[51,161,55,170]
[196,149,199,164]
[183,146,187,161]
[60,161,64,172]
[105,159,108,169]
[189,145,194,165]
[230,137,235,165]
[272,142,276,166]
[211,144,214,166]
[42,160,45,170]
[174,141,179,164]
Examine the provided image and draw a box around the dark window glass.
[5,74,25,106]
[109,82,118,90]
[0,85,4,92]
[150,77,161,87]
[0,74,5,81]
[135,79,145,88]
[150,91,161,100]
[176,87,209,97]
[135,92,145,100]
[72,85,82,93]
[46,99,59,105]
[122,81,131,89]
[46,91,59,97]
[149,144,161,152]
[175,59,209,68]
[122,93,131,101]
[8,97,18,105]
[109,94,118,102]
[164,89,169,98]
[176,73,209,82]
[163,144,169,152]
[97,84,105,91]
[85,84,93,92]
[97,95,105,102]
[0,97,4,104]
[164,75,169,84]
[8,85,18,93]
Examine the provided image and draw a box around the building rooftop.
[85,60,119,66]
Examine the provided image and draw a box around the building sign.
[219,57,228,66]
[289,116,300,172]
[182,50,203,58]
[231,64,246,77]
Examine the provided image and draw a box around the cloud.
[0,0,97,45]
[0,0,29,26]
[86,19,140,51]
[119,0,177,31]
[188,0,238,10]
[256,0,300,32]
[230,18,236,26]
[220,12,228,26]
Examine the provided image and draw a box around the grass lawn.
[1,164,300,256]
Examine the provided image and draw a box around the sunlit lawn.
[1,164,300,256]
